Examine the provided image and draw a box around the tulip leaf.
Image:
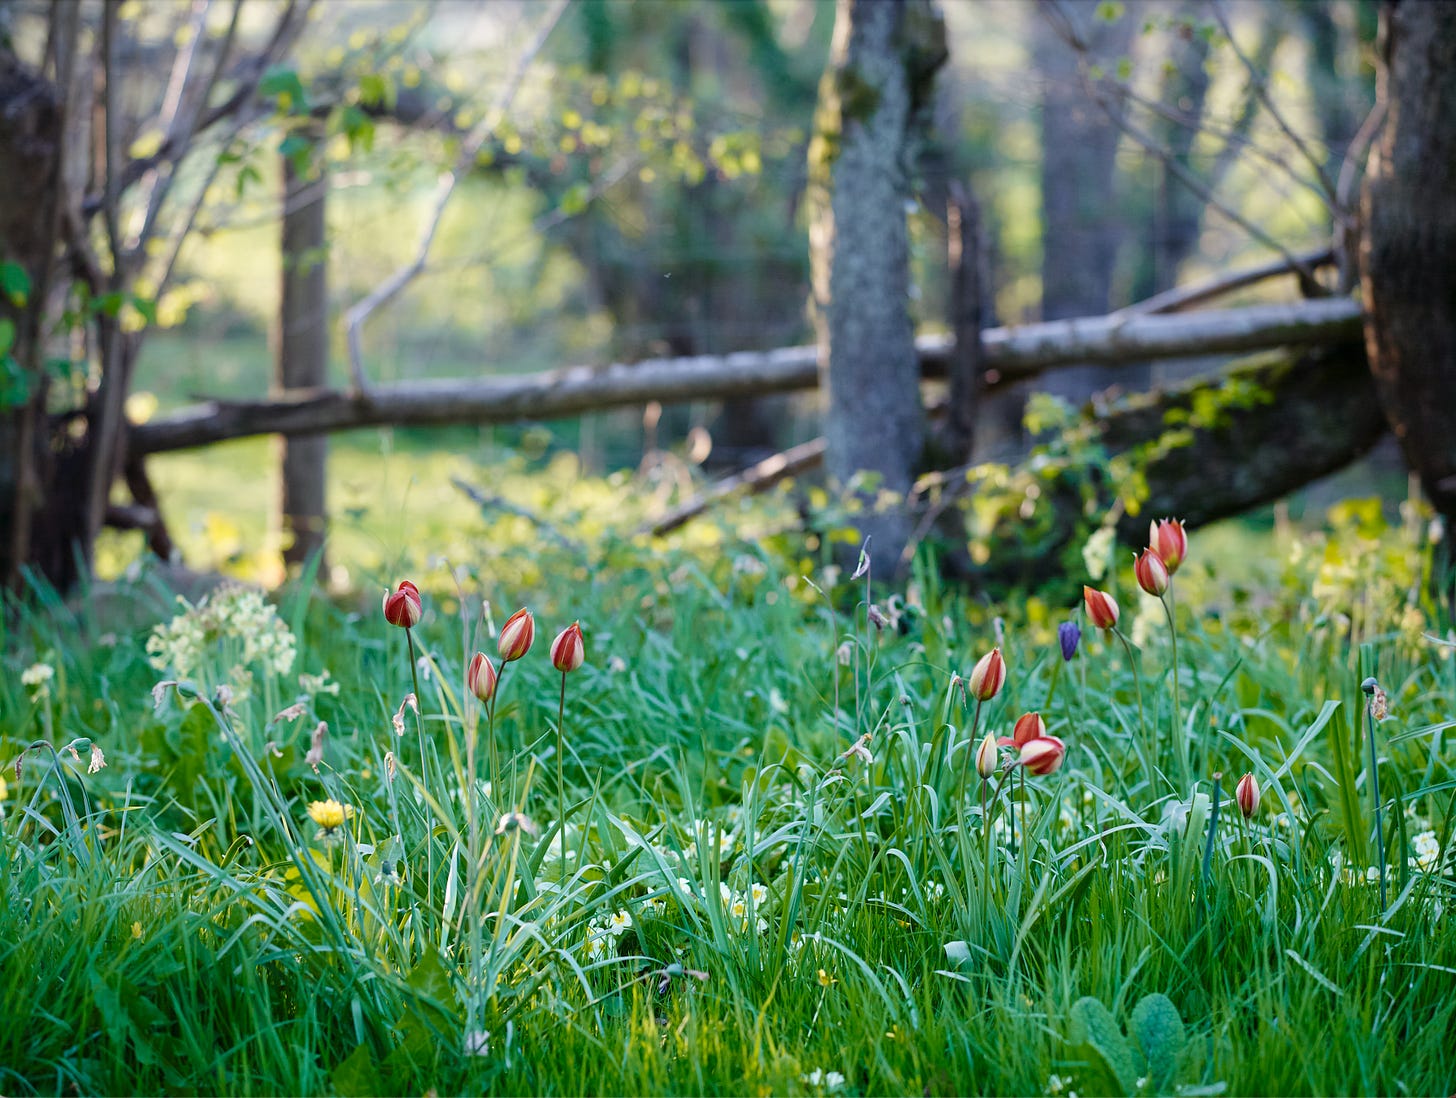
[1131,993,1186,1091]
[1068,996,1137,1096]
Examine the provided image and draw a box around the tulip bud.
[1134,548,1170,598]
[967,648,1006,701]
[383,580,423,629]
[1150,518,1187,574]
[1004,711,1046,748]
[975,731,999,781]
[1235,772,1260,819]
[467,652,498,702]
[1019,735,1066,776]
[1058,621,1081,662]
[550,621,585,673]
[497,608,535,662]
[1083,586,1119,630]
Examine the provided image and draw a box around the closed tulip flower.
[967,648,1006,701]
[1000,711,1046,748]
[1058,621,1081,662]
[1235,772,1260,819]
[550,621,585,673]
[1019,735,1066,776]
[497,608,535,662]
[1082,586,1119,631]
[466,652,498,702]
[975,731,1000,781]
[1134,548,1171,597]
[1150,518,1188,574]
[383,580,423,629]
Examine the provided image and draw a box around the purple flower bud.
[1058,621,1081,662]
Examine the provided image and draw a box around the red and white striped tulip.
[550,621,585,673]
[466,652,498,702]
[1001,711,1046,748]
[497,608,535,662]
[382,580,423,629]
[975,731,1000,781]
[1134,547,1171,598]
[1083,586,1120,631]
[967,647,1006,701]
[1019,735,1066,776]
[1150,518,1188,574]
[1235,772,1260,819]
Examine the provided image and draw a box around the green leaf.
[331,1042,382,1097]
[1068,996,1137,1096]
[260,65,309,112]
[1130,993,1186,1091]
[1095,1,1126,21]
[0,317,14,356]
[0,261,30,306]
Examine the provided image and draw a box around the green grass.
[4,484,1455,1097]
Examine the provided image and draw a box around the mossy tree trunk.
[1361,1,1456,546]
[808,0,946,574]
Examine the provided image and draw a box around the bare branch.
[1209,0,1343,218]
[645,439,828,537]
[343,0,570,394]
[1113,246,1335,317]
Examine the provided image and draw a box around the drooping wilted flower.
[1083,586,1120,630]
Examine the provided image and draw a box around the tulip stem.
[405,626,434,903]
[1364,683,1388,913]
[1160,594,1187,783]
[557,670,568,870]
[1111,628,1147,750]
[957,697,985,804]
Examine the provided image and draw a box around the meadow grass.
[3,486,1455,1097]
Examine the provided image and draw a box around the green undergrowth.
[2,499,1454,1097]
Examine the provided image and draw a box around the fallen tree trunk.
[960,340,1387,590]
[132,298,1363,454]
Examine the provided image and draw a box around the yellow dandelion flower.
[817,968,836,988]
[307,799,356,844]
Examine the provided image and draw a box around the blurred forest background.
[2,0,1437,596]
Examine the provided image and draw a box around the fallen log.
[131,299,1363,454]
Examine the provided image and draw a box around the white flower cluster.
[146,585,296,701]
[21,662,55,690]
[583,908,636,960]
[800,1069,846,1091]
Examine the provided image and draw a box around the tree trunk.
[964,341,1385,591]
[1035,0,1140,406]
[0,44,77,592]
[277,137,329,570]
[1361,1,1456,531]
[809,0,946,573]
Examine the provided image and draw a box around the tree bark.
[808,0,946,572]
[277,136,329,569]
[1360,0,1456,530]
[964,342,1387,590]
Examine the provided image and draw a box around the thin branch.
[645,438,828,537]
[451,477,585,554]
[131,0,243,258]
[1209,0,1343,218]
[343,0,570,395]
[1112,246,1335,317]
